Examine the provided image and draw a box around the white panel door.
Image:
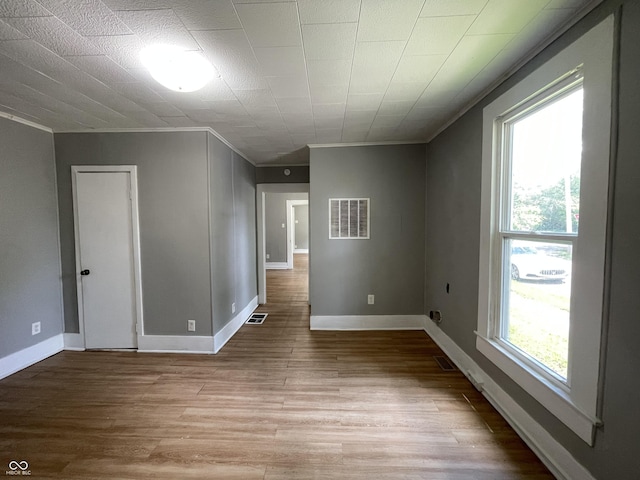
[74,169,138,349]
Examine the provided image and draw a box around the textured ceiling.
[0,0,595,165]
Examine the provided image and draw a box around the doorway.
[286,199,308,269]
[72,166,143,349]
[256,183,309,304]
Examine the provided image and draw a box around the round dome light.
[141,45,217,93]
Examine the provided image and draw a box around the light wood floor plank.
[0,254,553,478]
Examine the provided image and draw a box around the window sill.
[476,333,600,445]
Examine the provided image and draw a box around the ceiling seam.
[228,0,292,162]
[340,0,364,143]
[425,0,604,144]
[366,0,428,142]
[395,0,491,142]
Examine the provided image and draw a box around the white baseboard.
[0,334,64,380]
[213,296,258,353]
[310,314,426,331]
[423,319,596,480]
[63,333,85,350]
[137,334,214,354]
[136,296,258,355]
[294,249,309,254]
[266,262,289,269]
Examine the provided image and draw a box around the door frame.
[286,199,309,269]
[256,183,309,304]
[71,165,144,348]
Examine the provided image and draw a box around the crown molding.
[0,111,53,133]
[308,140,426,149]
[255,163,309,168]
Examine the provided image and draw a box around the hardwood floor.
[0,253,553,479]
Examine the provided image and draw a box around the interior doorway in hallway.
[257,183,309,305]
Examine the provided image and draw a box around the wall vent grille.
[329,198,369,239]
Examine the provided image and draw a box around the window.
[477,16,614,445]
[329,198,369,239]
[498,81,582,382]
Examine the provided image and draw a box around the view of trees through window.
[512,175,579,234]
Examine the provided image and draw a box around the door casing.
[286,199,309,269]
[256,183,309,304]
[71,165,144,349]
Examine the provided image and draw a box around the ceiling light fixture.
[141,45,217,93]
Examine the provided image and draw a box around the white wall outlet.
[281,223,285,228]
[232,303,236,314]
[187,319,196,332]
[367,294,375,305]
[266,253,270,259]
[31,322,41,335]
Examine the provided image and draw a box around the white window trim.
[477,15,614,446]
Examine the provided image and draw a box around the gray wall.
[231,151,258,318]
[256,165,309,184]
[0,118,63,358]
[425,1,640,478]
[309,144,426,316]
[55,132,257,338]
[294,205,309,250]
[208,134,258,332]
[55,132,213,336]
[265,192,308,263]
[208,134,235,333]
[600,2,640,475]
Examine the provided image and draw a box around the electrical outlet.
[187,319,196,332]
[281,223,285,228]
[367,294,375,305]
[266,253,270,259]
[232,303,236,314]
[31,322,41,335]
[429,310,443,324]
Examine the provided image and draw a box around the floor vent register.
[434,355,457,371]
[246,313,268,325]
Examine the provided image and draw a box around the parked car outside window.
[510,244,569,282]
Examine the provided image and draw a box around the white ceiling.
[0,0,594,165]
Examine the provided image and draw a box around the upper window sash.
[497,76,584,236]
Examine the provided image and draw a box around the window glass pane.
[503,239,572,379]
[509,88,583,233]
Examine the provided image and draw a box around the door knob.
[80,269,90,276]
